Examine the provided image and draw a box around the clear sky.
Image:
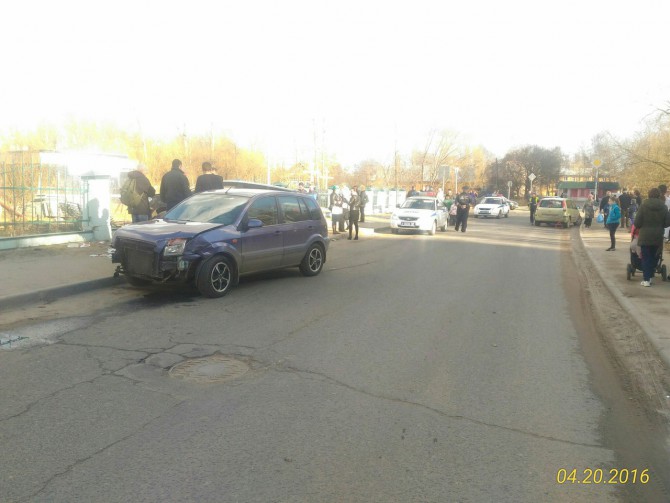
[1,0,669,166]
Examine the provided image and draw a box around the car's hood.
[113,219,226,242]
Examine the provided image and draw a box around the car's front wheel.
[429,221,436,235]
[497,211,502,219]
[197,255,234,298]
[299,243,324,276]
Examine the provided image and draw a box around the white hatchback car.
[390,196,448,235]
[474,197,510,219]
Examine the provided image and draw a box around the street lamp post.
[592,159,602,200]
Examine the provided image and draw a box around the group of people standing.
[581,185,670,287]
[329,185,369,240]
[124,159,223,221]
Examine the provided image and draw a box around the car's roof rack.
[220,180,295,192]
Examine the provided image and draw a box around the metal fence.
[0,151,88,238]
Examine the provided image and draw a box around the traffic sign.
[592,159,602,168]
[528,173,536,181]
[507,181,512,187]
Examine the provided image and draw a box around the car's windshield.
[402,199,435,210]
[164,193,249,224]
[539,199,563,209]
[483,198,503,204]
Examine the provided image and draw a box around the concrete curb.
[0,276,123,312]
[577,226,670,369]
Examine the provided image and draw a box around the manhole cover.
[169,355,249,383]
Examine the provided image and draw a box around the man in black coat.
[454,190,471,232]
[195,162,224,193]
[160,159,191,210]
[618,189,631,228]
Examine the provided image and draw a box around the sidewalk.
[1,219,668,369]
[0,241,121,311]
[579,225,670,366]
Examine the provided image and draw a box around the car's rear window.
[483,198,503,204]
[165,193,249,224]
[539,199,563,208]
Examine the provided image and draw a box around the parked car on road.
[534,197,582,228]
[390,196,448,235]
[473,197,510,219]
[111,183,329,298]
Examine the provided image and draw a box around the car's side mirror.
[247,218,263,229]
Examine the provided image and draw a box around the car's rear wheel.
[125,275,151,287]
[299,243,324,276]
[661,264,668,281]
[197,255,234,298]
[429,221,436,235]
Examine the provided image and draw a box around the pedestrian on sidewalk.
[348,187,360,240]
[160,159,191,211]
[634,187,670,286]
[358,185,369,223]
[605,196,621,251]
[660,184,670,241]
[194,162,223,193]
[619,189,631,228]
[330,187,343,234]
[599,190,611,228]
[123,163,156,222]
[583,193,595,228]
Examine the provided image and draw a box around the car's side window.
[247,196,278,226]
[278,196,309,223]
[303,197,322,221]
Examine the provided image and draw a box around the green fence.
[0,151,88,238]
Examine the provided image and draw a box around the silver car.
[112,183,329,298]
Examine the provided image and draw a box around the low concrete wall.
[0,231,94,251]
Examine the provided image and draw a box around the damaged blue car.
[111,183,329,298]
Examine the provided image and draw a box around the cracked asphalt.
[1,212,667,502]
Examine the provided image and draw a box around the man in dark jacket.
[454,190,471,232]
[126,164,156,222]
[160,159,191,210]
[358,185,369,222]
[634,187,670,286]
[618,189,631,228]
[195,162,223,193]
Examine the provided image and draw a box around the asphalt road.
[1,211,668,502]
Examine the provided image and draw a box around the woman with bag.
[583,194,595,228]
